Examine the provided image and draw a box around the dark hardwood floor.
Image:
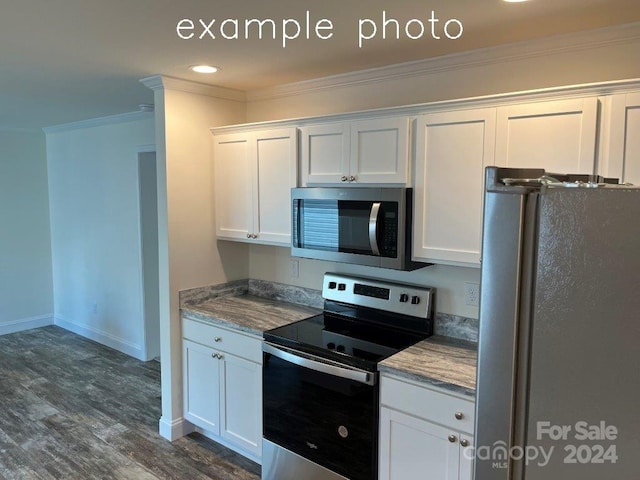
[0,326,261,480]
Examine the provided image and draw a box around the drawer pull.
[448,434,457,443]
[455,412,464,420]
[214,337,222,342]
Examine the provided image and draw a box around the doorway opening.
[138,150,160,360]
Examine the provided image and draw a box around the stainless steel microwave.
[291,187,429,271]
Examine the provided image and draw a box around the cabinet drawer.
[381,375,475,434]
[182,317,262,364]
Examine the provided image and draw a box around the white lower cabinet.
[182,318,262,462]
[379,374,475,480]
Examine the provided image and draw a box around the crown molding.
[43,110,153,134]
[140,75,246,102]
[213,78,640,135]
[246,22,640,102]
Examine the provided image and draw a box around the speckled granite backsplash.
[434,313,478,343]
[180,279,324,309]
[180,279,478,342]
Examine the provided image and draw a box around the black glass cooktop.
[263,311,428,371]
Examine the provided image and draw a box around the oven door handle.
[368,202,381,256]
[263,342,376,386]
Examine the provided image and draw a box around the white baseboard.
[0,314,54,336]
[159,416,195,441]
[54,315,144,360]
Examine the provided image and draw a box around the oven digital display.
[354,283,390,300]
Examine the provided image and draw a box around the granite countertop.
[379,335,478,398]
[181,294,321,336]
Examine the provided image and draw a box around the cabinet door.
[380,407,459,480]
[214,133,253,240]
[300,123,350,185]
[459,434,474,480]
[219,353,262,458]
[603,92,640,184]
[350,117,409,184]
[413,108,496,266]
[183,340,220,434]
[495,98,598,174]
[253,128,297,245]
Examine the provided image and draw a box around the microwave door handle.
[368,202,381,256]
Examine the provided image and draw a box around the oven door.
[262,342,378,480]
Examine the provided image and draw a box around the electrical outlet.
[290,259,299,279]
[464,282,480,307]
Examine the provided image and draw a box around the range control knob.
[399,293,409,303]
[328,281,337,289]
[336,345,346,353]
[327,342,336,350]
[411,296,421,305]
[338,283,346,291]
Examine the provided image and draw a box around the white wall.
[249,246,480,319]
[247,30,640,121]
[144,78,248,441]
[45,114,155,359]
[0,131,54,334]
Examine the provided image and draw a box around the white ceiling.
[2,0,640,131]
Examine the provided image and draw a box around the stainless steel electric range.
[262,273,435,480]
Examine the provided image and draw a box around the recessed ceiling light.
[190,65,219,74]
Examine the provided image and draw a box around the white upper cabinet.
[495,97,599,174]
[350,117,410,184]
[300,123,350,184]
[214,128,297,246]
[213,134,252,241]
[300,116,410,185]
[253,129,298,245]
[413,108,496,266]
[602,92,640,185]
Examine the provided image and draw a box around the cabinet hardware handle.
[211,353,216,358]
[214,337,222,342]
[349,175,356,182]
[460,439,469,447]
[246,234,251,239]
[455,412,464,420]
[217,354,224,360]
[448,435,457,443]
[253,234,258,239]
[341,176,348,182]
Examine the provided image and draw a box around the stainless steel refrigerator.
[474,167,640,480]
